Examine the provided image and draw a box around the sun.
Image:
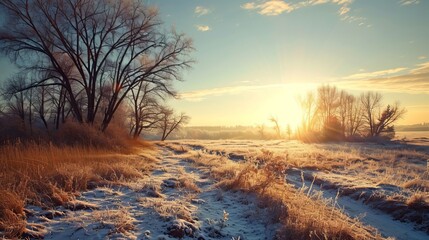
[260,82,316,131]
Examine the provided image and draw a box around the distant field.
[395,131,429,146]
[396,131,429,138]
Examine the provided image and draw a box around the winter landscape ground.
[2,135,427,240]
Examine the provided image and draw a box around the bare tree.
[2,76,30,131]
[317,85,339,127]
[0,0,193,131]
[337,90,348,135]
[360,92,382,137]
[297,86,406,142]
[269,116,281,139]
[158,108,189,141]
[374,103,406,137]
[344,94,362,136]
[31,85,51,130]
[298,92,318,132]
[257,124,266,139]
[129,82,163,139]
[50,85,69,129]
[286,124,291,140]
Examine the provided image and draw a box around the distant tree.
[373,103,406,138]
[360,92,382,137]
[50,85,69,130]
[323,116,344,141]
[337,90,349,135]
[269,116,281,139]
[257,124,266,139]
[286,124,291,140]
[129,82,163,139]
[298,92,318,132]
[297,88,405,142]
[31,85,51,130]
[317,85,339,127]
[345,94,363,137]
[2,76,30,131]
[158,108,190,141]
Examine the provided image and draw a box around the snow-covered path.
[25,145,275,239]
[286,169,429,240]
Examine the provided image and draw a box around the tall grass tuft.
[0,139,156,238]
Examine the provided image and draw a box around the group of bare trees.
[298,85,405,141]
[0,0,192,140]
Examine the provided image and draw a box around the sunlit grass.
[0,141,157,238]
[171,142,384,239]
[171,140,429,239]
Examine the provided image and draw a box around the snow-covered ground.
[21,139,429,239]
[24,145,276,239]
[176,139,429,240]
[286,168,428,240]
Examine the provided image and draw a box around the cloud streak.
[343,67,408,80]
[180,84,287,101]
[337,62,429,94]
[241,0,416,26]
[196,25,210,32]
[399,0,420,5]
[195,6,210,16]
[241,0,293,16]
[241,0,366,24]
[242,0,352,15]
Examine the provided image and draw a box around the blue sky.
[150,0,429,127]
[1,0,428,127]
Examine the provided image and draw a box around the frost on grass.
[4,139,428,239]
[15,142,276,239]
[177,139,429,240]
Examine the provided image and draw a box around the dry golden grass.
[93,208,136,238]
[0,191,26,238]
[0,140,157,238]
[174,145,383,240]
[178,175,201,193]
[138,197,196,223]
[164,142,190,154]
[220,164,378,239]
[193,140,428,196]
[406,192,429,210]
[402,178,429,191]
[173,140,429,238]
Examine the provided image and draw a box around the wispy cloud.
[196,25,210,32]
[242,2,257,10]
[180,84,287,101]
[399,0,420,5]
[336,62,429,94]
[343,67,408,80]
[195,6,210,17]
[241,0,366,25]
[241,0,293,16]
[418,56,427,60]
[410,61,429,74]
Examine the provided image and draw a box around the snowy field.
[22,139,428,239]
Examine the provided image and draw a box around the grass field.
[1,138,428,239]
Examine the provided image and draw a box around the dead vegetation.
[0,140,157,239]
[93,208,137,238]
[0,191,26,238]
[171,142,384,240]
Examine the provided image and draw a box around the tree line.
[297,85,405,142]
[0,0,191,141]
